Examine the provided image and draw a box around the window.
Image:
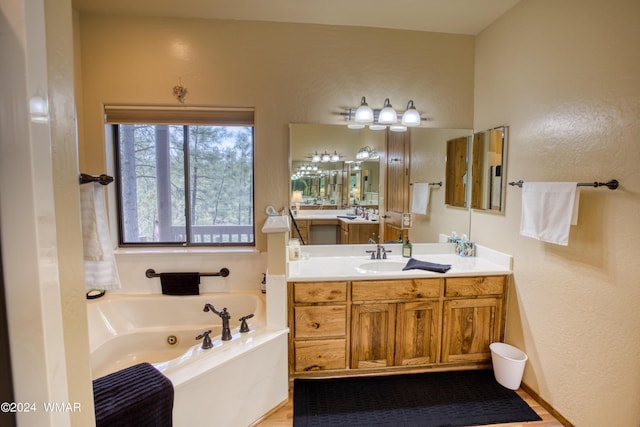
[107,106,254,246]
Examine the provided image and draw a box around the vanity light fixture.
[330,151,340,162]
[356,146,376,160]
[354,96,374,124]
[377,98,397,124]
[311,152,321,162]
[401,100,421,127]
[321,152,331,162]
[343,97,424,132]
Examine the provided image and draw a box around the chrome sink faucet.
[366,241,391,260]
[203,303,232,341]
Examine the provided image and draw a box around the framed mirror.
[291,124,473,242]
[410,128,472,242]
[470,126,507,213]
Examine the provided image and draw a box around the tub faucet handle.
[239,314,254,333]
[196,330,213,349]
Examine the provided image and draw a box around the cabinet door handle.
[311,322,320,329]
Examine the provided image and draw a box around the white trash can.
[489,342,528,390]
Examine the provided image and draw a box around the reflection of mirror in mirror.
[445,136,470,209]
[291,160,343,206]
[410,128,472,243]
[348,160,379,206]
[471,126,507,213]
[290,124,383,209]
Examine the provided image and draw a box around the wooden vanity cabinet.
[351,279,441,369]
[288,274,508,378]
[340,221,379,244]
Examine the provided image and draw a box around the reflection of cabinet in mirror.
[471,127,507,213]
[445,136,469,208]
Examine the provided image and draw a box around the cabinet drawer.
[293,282,347,303]
[294,339,346,372]
[294,306,347,338]
[352,279,441,301]
[444,276,506,297]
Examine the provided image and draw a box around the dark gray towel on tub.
[93,362,173,427]
[403,258,452,273]
[160,272,200,295]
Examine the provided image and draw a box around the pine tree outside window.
[106,106,255,246]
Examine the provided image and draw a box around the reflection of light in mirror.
[29,95,49,123]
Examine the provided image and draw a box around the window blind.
[104,105,254,126]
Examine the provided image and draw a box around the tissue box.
[456,240,476,257]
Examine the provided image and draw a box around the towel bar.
[79,173,114,185]
[145,268,230,278]
[410,181,443,187]
[509,179,619,190]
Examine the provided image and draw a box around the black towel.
[93,362,174,427]
[402,257,452,273]
[160,272,200,295]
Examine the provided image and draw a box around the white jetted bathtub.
[87,291,288,427]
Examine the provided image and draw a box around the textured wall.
[76,15,475,251]
[473,1,640,425]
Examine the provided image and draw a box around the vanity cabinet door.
[441,297,502,363]
[349,223,379,244]
[395,301,441,366]
[351,303,396,369]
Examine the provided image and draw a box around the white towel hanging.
[411,183,430,215]
[520,182,580,246]
[80,183,121,290]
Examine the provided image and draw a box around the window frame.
[107,106,255,248]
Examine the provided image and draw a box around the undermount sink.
[356,261,407,273]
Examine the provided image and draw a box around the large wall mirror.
[291,124,473,242]
[470,126,507,213]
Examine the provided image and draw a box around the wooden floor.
[254,381,565,427]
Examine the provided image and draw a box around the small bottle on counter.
[288,238,301,261]
[402,238,413,258]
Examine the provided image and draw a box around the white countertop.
[286,243,512,282]
[294,209,380,224]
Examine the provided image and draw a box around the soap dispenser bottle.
[402,238,413,258]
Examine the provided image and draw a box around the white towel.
[411,183,430,215]
[80,183,121,290]
[520,182,580,246]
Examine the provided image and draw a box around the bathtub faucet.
[203,303,232,341]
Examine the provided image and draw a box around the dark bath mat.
[293,369,541,427]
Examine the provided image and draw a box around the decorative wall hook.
[173,78,187,103]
